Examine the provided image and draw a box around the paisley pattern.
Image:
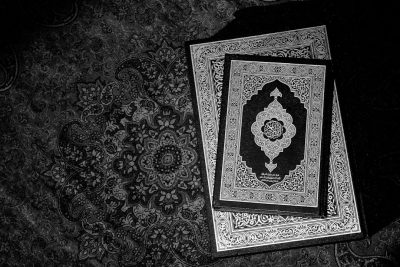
[0,45,18,92]
[0,0,399,266]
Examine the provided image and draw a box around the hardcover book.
[186,25,363,257]
[213,55,333,217]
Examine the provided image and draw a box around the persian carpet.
[0,0,399,266]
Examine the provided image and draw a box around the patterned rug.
[1,0,399,266]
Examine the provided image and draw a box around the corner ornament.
[251,88,296,172]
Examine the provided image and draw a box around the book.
[213,54,333,217]
[186,25,364,257]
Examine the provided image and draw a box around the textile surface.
[0,0,399,266]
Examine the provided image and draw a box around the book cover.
[213,55,333,217]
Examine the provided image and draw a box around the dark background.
[1,0,399,266]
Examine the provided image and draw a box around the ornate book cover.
[186,25,363,257]
[213,55,333,217]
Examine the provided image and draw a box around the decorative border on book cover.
[215,57,331,211]
[187,26,362,255]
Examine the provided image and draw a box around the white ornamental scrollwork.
[251,88,296,172]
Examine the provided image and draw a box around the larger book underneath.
[186,25,363,257]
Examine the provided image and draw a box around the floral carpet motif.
[0,0,400,266]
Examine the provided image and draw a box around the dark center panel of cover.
[240,79,306,186]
